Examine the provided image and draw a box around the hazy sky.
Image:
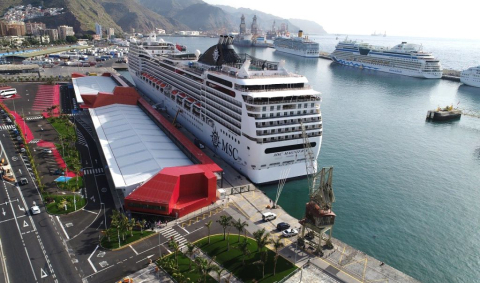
[203,0,477,39]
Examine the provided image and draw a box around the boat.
[331,40,443,78]
[460,66,480,88]
[128,35,323,184]
[426,106,462,121]
[273,30,319,58]
[253,36,273,48]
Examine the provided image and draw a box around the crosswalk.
[29,139,41,144]
[24,115,43,121]
[83,168,104,175]
[0,125,16,130]
[160,227,188,251]
[76,129,87,146]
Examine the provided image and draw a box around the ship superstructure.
[274,30,320,58]
[460,66,480,88]
[331,40,442,78]
[128,35,323,184]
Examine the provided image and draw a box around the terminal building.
[71,73,223,218]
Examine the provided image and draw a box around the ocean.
[119,35,480,283]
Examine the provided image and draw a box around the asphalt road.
[0,115,82,283]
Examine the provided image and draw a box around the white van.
[262,212,276,222]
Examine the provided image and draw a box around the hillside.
[135,0,203,17]
[288,18,327,35]
[171,3,234,32]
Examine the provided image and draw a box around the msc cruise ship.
[331,40,443,78]
[274,30,320,58]
[128,35,323,184]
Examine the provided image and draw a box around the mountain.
[135,0,203,17]
[288,18,327,35]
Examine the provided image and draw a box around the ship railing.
[205,92,242,115]
[205,99,241,122]
[206,111,241,135]
[208,69,302,79]
[235,85,312,93]
[206,106,241,129]
[248,112,321,120]
[256,117,322,128]
[256,125,322,136]
[244,97,320,105]
[205,87,242,108]
[260,130,322,143]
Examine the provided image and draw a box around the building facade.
[41,29,58,42]
[95,23,102,38]
[25,21,45,35]
[58,25,74,40]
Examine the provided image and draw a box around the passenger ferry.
[460,66,480,88]
[128,35,323,184]
[331,40,443,78]
[274,30,320,58]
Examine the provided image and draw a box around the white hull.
[275,46,319,58]
[131,73,322,184]
[331,56,442,79]
[460,77,480,88]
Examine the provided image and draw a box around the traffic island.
[157,253,216,283]
[100,228,155,250]
[43,194,86,215]
[195,235,297,283]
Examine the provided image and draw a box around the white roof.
[89,104,192,191]
[72,76,118,104]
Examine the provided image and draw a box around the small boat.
[426,105,462,121]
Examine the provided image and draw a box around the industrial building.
[72,73,222,218]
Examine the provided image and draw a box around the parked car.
[276,222,291,231]
[19,178,28,185]
[30,205,40,215]
[262,212,276,222]
[282,228,299,238]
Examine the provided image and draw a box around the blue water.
[119,36,480,283]
[54,176,72,182]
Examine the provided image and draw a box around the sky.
[203,0,478,40]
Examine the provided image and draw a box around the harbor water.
[119,35,480,283]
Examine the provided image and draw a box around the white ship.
[128,35,323,184]
[274,30,319,58]
[331,40,443,78]
[460,66,480,88]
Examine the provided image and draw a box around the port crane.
[298,122,336,254]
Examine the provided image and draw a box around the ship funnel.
[227,36,234,49]
[298,30,303,38]
[218,35,225,45]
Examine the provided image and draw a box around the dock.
[136,87,420,283]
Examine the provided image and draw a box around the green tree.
[194,257,215,283]
[232,218,248,242]
[253,228,271,252]
[205,220,213,244]
[272,237,285,275]
[212,266,225,282]
[127,218,135,237]
[137,219,147,234]
[65,36,77,43]
[237,240,251,266]
[185,242,196,270]
[216,215,232,240]
[168,238,180,268]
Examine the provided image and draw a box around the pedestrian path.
[0,125,15,130]
[83,168,104,175]
[32,85,57,111]
[28,139,41,144]
[159,227,188,251]
[24,115,43,121]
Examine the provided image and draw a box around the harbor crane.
[298,122,336,254]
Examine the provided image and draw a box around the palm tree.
[137,219,147,234]
[195,257,215,283]
[224,272,233,283]
[205,220,213,244]
[185,242,196,270]
[216,215,232,240]
[237,239,251,266]
[120,214,129,241]
[128,218,135,237]
[168,238,180,268]
[232,218,248,242]
[253,228,271,252]
[172,272,190,283]
[212,266,225,282]
[253,251,268,279]
[272,237,285,275]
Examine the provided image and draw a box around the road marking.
[0,238,10,283]
[87,245,99,273]
[40,268,48,278]
[56,216,70,240]
[179,225,189,234]
[1,208,5,216]
[129,245,139,255]
[135,254,154,264]
[0,215,25,224]
[82,209,98,215]
[189,226,204,234]
[18,205,25,211]
[23,220,29,227]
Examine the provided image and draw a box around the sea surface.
[119,35,480,283]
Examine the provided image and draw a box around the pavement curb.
[101,230,158,251]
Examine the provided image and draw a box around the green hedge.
[43,194,86,215]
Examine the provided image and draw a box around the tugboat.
[426,105,462,121]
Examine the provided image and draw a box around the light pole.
[158,231,162,260]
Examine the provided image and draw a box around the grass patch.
[57,176,84,191]
[100,228,154,249]
[196,235,297,283]
[43,194,86,215]
[48,116,81,173]
[159,253,216,283]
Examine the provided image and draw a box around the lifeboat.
[179,93,186,98]
[171,89,178,95]
[186,97,194,103]
[160,83,166,88]
[194,102,202,107]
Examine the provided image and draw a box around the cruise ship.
[274,30,320,58]
[128,35,323,184]
[331,40,443,78]
[460,66,480,88]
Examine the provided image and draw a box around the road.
[0,117,82,283]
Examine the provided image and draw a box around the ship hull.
[331,56,442,79]
[275,45,319,58]
[130,71,322,184]
[460,76,480,88]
